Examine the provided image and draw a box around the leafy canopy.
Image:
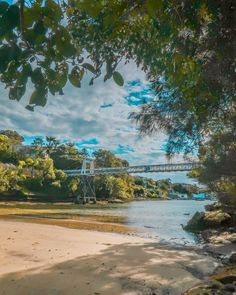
[0,0,235,154]
[1,0,236,205]
[0,0,129,110]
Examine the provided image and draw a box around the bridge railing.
[64,162,201,176]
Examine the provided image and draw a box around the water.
[111,199,213,245]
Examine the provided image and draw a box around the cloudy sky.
[0,61,196,184]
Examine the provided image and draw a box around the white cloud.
[0,61,194,183]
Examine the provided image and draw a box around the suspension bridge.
[63,158,200,204]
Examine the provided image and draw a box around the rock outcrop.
[184,267,236,295]
[184,210,232,232]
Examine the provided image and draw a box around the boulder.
[184,267,236,295]
[229,253,236,264]
[204,210,231,227]
[184,211,205,232]
[184,210,232,233]
[208,232,236,244]
[205,202,221,212]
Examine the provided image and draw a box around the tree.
[0,164,25,194]
[0,0,126,110]
[188,110,236,208]
[95,174,134,199]
[1,0,234,121]
[94,149,129,168]
[79,148,89,157]
[1,0,235,155]
[50,142,83,170]
[0,0,235,207]
[45,136,60,151]
[32,137,44,148]
[0,130,24,145]
[0,134,17,163]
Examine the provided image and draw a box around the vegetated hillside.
[0,130,199,202]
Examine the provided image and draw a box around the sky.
[0,61,197,184]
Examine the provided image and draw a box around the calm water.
[109,200,213,245]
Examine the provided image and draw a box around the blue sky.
[0,61,196,184]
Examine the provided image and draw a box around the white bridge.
[64,162,200,176]
[64,160,200,203]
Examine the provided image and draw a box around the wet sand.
[0,220,219,295]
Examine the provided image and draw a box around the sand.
[0,220,219,295]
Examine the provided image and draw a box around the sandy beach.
[0,220,219,295]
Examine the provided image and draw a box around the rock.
[229,253,236,264]
[204,210,231,227]
[185,268,236,295]
[223,283,236,292]
[208,232,236,244]
[186,209,231,231]
[183,211,205,232]
[227,233,236,243]
[217,275,236,285]
[205,202,221,212]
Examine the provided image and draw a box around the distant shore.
[0,220,218,295]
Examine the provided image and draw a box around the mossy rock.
[184,210,232,232]
[204,210,231,227]
[184,211,206,232]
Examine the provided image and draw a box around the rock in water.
[183,211,205,232]
[184,210,232,233]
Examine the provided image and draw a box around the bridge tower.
[76,157,96,204]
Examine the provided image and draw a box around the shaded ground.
[0,220,218,295]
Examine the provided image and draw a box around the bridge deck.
[64,162,200,176]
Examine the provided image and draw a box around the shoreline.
[0,200,211,244]
[0,219,219,295]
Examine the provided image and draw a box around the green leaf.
[29,88,47,107]
[33,21,47,35]
[0,1,9,15]
[24,7,36,27]
[0,45,10,73]
[31,68,44,85]
[55,28,76,58]
[82,63,97,75]
[47,65,68,95]
[44,0,62,22]
[6,60,18,75]
[146,0,163,16]
[57,72,67,88]
[9,84,26,101]
[76,1,102,18]
[0,4,20,36]
[113,71,124,86]
[22,63,32,77]
[68,67,84,87]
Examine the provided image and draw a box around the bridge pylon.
[76,157,96,204]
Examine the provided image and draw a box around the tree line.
[0,129,199,201]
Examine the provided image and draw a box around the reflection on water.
[108,200,213,245]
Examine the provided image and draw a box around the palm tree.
[32,137,44,148]
[45,136,60,151]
